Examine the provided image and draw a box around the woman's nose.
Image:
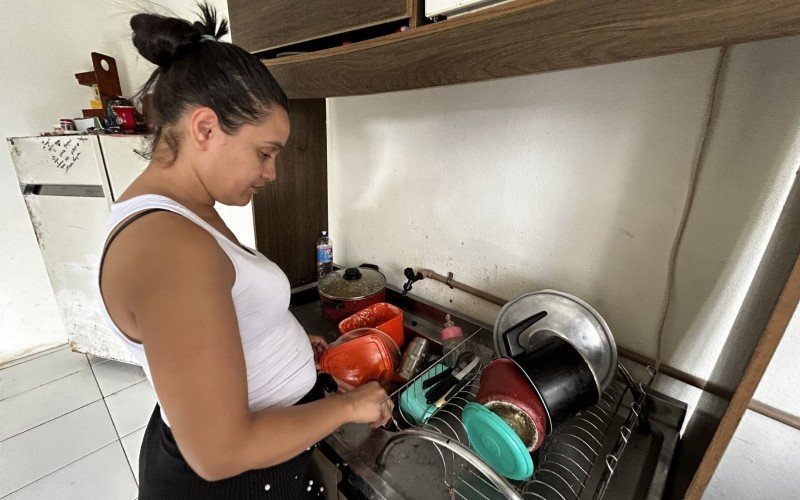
[262,163,276,182]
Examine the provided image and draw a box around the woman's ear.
[187,107,220,151]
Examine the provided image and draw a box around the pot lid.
[463,402,534,481]
[493,290,618,392]
[318,266,386,300]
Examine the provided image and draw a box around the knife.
[424,356,480,404]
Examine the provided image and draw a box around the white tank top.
[97,194,316,426]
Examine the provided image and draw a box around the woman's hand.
[308,334,328,362]
[338,381,393,428]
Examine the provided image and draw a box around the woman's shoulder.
[106,207,235,290]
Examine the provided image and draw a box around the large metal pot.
[318,265,387,322]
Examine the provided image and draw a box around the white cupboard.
[10,134,256,364]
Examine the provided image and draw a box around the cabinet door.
[8,135,105,186]
[229,0,411,52]
[22,193,138,365]
[98,135,150,201]
[253,99,327,287]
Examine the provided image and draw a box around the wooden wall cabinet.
[251,99,327,288]
[228,0,416,53]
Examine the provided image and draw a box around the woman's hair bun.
[130,4,229,68]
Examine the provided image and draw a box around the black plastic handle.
[425,375,457,404]
[501,311,548,357]
[422,366,453,389]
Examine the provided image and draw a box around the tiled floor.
[0,345,155,499]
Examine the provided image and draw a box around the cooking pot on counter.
[318,264,387,322]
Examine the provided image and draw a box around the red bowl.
[338,302,404,347]
[319,328,400,387]
[476,358,548,451]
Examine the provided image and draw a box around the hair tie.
[200,34,216,42]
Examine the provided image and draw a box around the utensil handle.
[501,311,548,357]
[434,373,476,408]
[422,366,453,389]
[425,376,457,404]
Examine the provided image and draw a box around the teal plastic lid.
[463,402,534,481]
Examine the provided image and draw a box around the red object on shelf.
[338,302,404,347]
[111,106,136,131]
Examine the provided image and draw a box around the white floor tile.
[93,360,146,397]
[0,344,69,370]
[105,380,157,437]
[3,441,137,500]
[0,369,101,440]
[0,400,118,496]
[87,354,110,366]
[121,427,146,484]
[0,348,89,400]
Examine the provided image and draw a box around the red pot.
[476,358,548,451]
[318,265,387,322]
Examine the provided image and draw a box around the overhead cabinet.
[255,0,800,99]
[228,0,416,53]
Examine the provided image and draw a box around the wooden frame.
[685,254,800,497]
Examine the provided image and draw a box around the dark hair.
[130,3,288,162]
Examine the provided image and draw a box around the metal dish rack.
[376,334,657,500]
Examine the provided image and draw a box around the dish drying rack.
[376,331,657,500]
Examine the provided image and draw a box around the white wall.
[0,0,229,363]
[327,36,800,385]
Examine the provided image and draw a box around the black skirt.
[138,379,328,499]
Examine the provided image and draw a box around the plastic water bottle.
[316,231,333,279]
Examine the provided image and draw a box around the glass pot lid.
[318,266,386,300]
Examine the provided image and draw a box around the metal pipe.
[376,428,524,500]
[419,268,507,306]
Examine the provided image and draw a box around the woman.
[97,5,392,498]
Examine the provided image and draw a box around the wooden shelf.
[263,0,800,99]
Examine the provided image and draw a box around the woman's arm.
[120,213,389,481]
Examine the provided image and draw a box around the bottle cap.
[321,230,327,236]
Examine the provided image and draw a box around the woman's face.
[201,107,291,207]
